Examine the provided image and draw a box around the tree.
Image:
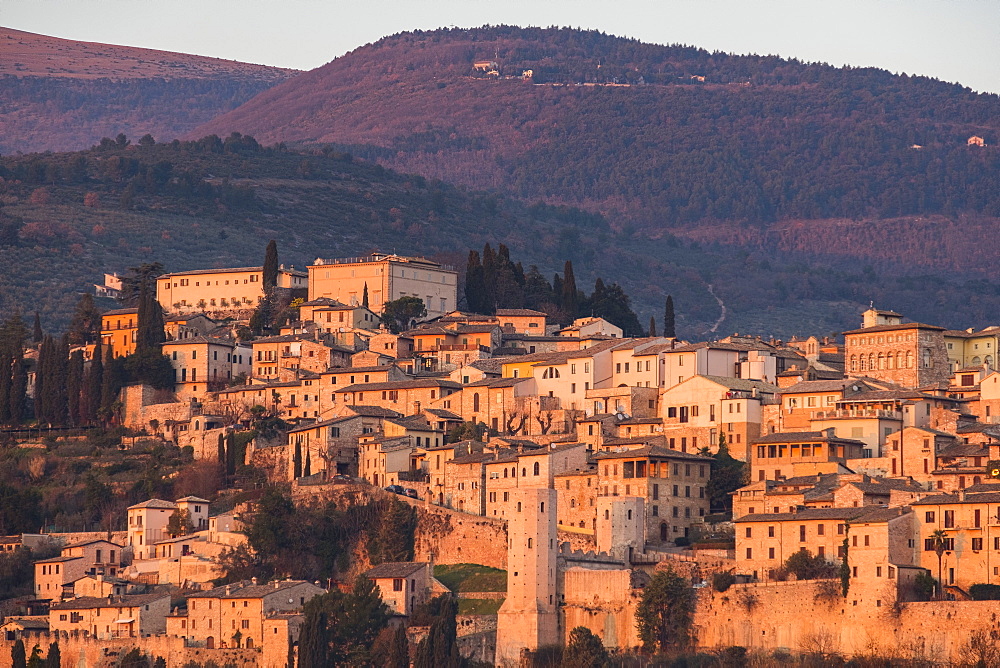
[464,250,486,313]
[372,625,410,668]
[66,350,85,426]
[304,449,312,477]
[382,296,427,334]
[217,434,226,466]
[562,626,608,667]
[293,440,303,479]
[166,509,193,537]
[300,577,391,666]
[86,336,104,422]
[298,606,330,668]
[44,642,59,668]
[136,281,166,353]
[263,239,279,290]
[118,262,164,306]
[648,316,656,337]
[413,595,465,668]
[481,244,498,311]
[562,260,578,320]
[11,639,26,668]
[706,435,747,512]
[31,312,42,343]
[781,549,835,580]
[362,282,370,308]
[368,497,417,565]
[929,528,948,599]
[840,532,851,597]
[636,567,695,653]
[68,293,102,345]
[664,295,676,338]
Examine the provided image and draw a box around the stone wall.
[290,482,510,569]
[695,579,1000,662]
[0,634,270,668]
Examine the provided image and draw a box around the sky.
[4,0,999,94]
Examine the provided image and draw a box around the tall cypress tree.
[51,335,70,425]
[293,440,303,479]
[68,294,102,345]
[649,316,657,337]
[481,243,498,312]
[464,251,486,314]
[99,347,121,422]
[263,239,279,290]
[32,312,43,343]
[9,354,26,424]
[34,336,49,422]
[664,295,676,338]
[0,350,12,424]
[85,336,104,423]
[136,282,166,353]
[362,282,369,309]
[562,260,578,320]
[218,434,226,465]
[67,349,84,426]
[298,609,329,668]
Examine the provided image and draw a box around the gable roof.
[366,562,427,579]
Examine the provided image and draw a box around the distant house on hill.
[473,60,499,71]
[968,135,986,146]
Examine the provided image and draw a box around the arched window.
[604,510,610,520]
[887,352,894,369]
[472,393,480,412]
[627,509,633,520]
[660,523,668,541]
[906,351,913,369]
[859,356,866,372]
[517,502,522,512]
[570,499,576,508]
[503,468,508,478]
[850,355,857,372]
[522,468,527,477]
[923,348,932,368]
[877,353,885,369]
[533,462,540,476]
[987,355,994,369]
[868,353,875,371]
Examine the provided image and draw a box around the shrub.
[779,549,837,581]
[674,536,691,547]
[712,571,736,593]
[969,583,1000,600]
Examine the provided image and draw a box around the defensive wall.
[695,579,1000,663]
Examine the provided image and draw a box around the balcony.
[810,409,901,420]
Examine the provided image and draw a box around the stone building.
[843,309,949,389]
[750,430,866,482]
[50,593,170,638]
[308,253,458,319]
[167,579,323,650]
[592,445,712,542]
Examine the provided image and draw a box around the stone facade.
[844,323,949,389]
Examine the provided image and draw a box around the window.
[768,526,774,537]
[944,510,955,528]
[745,527,752,538]
[393,579,404,591]
[973,537,984,551]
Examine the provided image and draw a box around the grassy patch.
[457,597,504,615]
[434,563,507,592]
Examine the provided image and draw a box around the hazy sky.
[5,0,999,94]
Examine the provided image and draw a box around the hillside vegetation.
[3,137,1000,337]
[0,27,298,154]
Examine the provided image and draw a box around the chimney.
[274,581,280,589]
[225,585,231,596]
[413,401,421,414]
[251,577,257,585]
[959,489,967,501]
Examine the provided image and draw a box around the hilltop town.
[4,247,1000,666]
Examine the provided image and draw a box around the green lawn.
[457,598,504,615]
[434,563,507,592]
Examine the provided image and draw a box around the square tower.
[496,488,559,662]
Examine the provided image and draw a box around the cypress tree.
[562,260,578,320]
[649,316,657,337]
[0,350,12,424]
[362,282,369,308]
[304,449,312,477]
[86,336,104,423]
[293,440,303,479]
[32,312,43,343]
[552,273,563,309]
[50,335,70,426]
[263,240,279,290]
[44,642,59,668]
[9,354,26,424]
[11,638,26,668]
[664,295,676,338]
[99,347,120,423]
[217,434,226,465]
[226,433,237,476]
[34,336,49,423]
[298,609,329,668]
[67,349,84,426]
[481,243,497,312]
[136,282,166,353]
[464,250,486,314]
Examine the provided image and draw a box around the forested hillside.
[3,136,1000,338]
[0,27,298,154]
